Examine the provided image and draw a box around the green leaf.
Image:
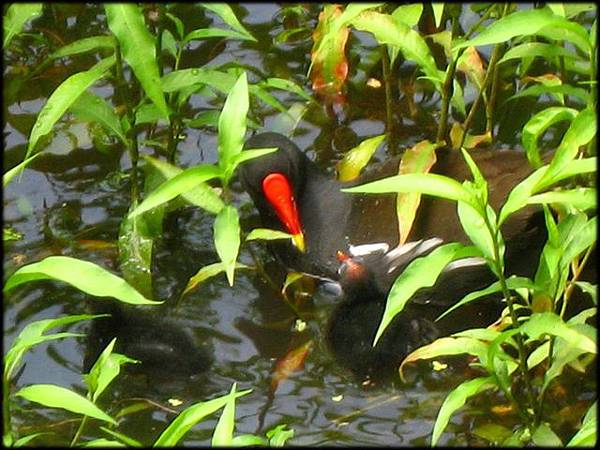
[165,12,185,39]
[457,201,495,262]
[532,423,563,446]
[259,78,314,103]
[184,28,254,43]
[498,158,597,225]
[27,56,116,159]
[161,68,236,93]
[528,188,596,211]
[246,228,293,242]
[432,377,496,446]
[211,384,237,446]
[3,3,43,48]
[391,4,423,28]
[575,282,597,304]
[267,424,295,446]
[336,134,386,182]
[69,91,127,146]
[3,153,41,187]
[128,164,221,218]
[231,435,268,446]
[539,107,596,188]
[375,243,481,344]
[508,84,590,104]
[105,4,169,121]
[567,401,597,446]
[521,312,596,354]
[84,338,138,403]
[453,8,591,54]
[182,261,249,297]
[351,11,443,88]
[49,36,116,60]
[4,315,102,381]
[521,106,578,168]
[3,256,160,305]
[437,276,535,321]
[498,42,580,66]
[230,148,279,171]
[12,433,52,447]
[16,384,117,425]
[214,206,241,286]
[200,3,256,41]
[98,427,142,447]
[218,72,249,182]
[400,336,489,381]
[154,388,251,446]
[142,156,224,215]
[431,3,445,28]
[343,173,474,206]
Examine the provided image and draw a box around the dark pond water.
[3,3,595,447]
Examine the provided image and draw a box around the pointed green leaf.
[105,4,169,121]
[69,91,127,146]
[214,206,241,286]
[154,388,251,446]
[49,36,116,60]
[27,56,116,158]
[3,256,160,305]
[200,3,256,41]
[3,153,41,187]
[211,384,237,446]
[3,3,43,48]
[375,244,481,344]
[337,134,386,182]
[432,377,496,446]
[16,384,117,425]
[128,164,221,218]
[182,261,249,297]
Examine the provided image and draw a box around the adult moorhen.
[239,132,546,287]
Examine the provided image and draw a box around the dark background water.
[3,3,595,446]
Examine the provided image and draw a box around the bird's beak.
[262,172,306,253]
[292,232,305,253]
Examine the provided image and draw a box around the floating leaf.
[16,384,117,425]
[3,256,160,305]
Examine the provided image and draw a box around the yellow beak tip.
[292,233,306,253]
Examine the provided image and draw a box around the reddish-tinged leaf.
[457,46,485,89]
[271,340,313,391]
[396,140,438,244]
[310,5,349,98]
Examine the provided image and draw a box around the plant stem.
[481,207,538,428]
[381,46,396,152]
[114,44,139,202]
[70,415,88,446]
